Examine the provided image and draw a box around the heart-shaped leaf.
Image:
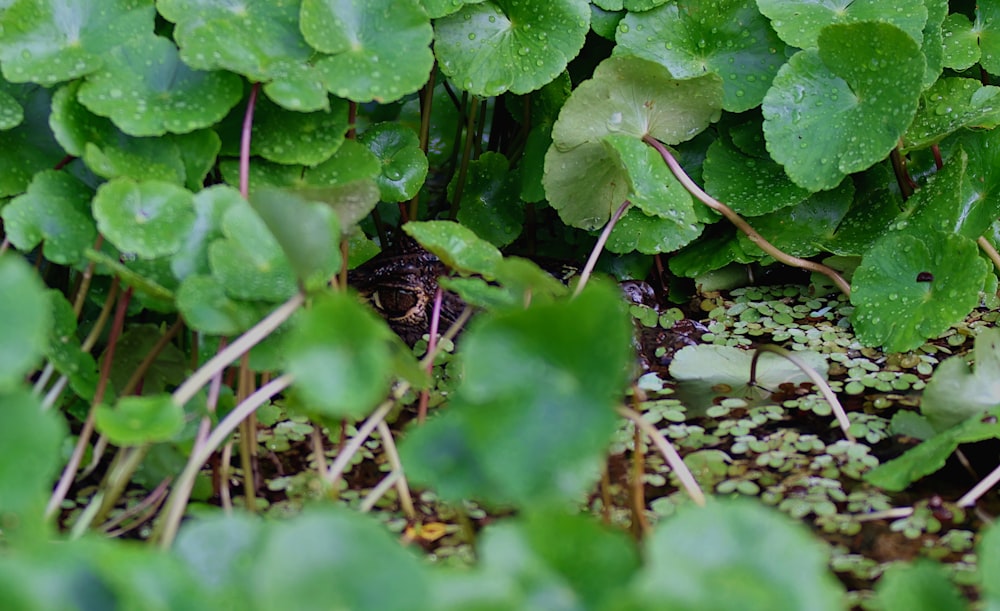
[1,170,97,265]
[850,231,988,353]
[95,394,185,446]
[762,22,925,191]
[453,152,524,248]
[93,177,196,258]
[358,122,429,203]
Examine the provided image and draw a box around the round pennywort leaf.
[93,178,196,258]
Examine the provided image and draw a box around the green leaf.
[762,22,925,191]
[171,185,243,281]
[303,0,434,103]
[44,291,99,401]
[249,506,430,610]
[176,275,269,336]
[359,122,429,203]
[404,220,504,278]
[978,3,1000,75]
[0,255,51,392]
[285,291,395,419]
[633,499,845,610]
[864,408,1000,491]
[93,178,196,258]
[756,0,926,50]
[0,84,63,197]
[76,34,242,136]
[95,394,185,446]
[248,188,342,291]
[157,0,328,111]
[461,511,640,608]
[981,521,1000,605]
[51,81,210,185]
[0,79,26,129]
[208,201,298,302]
[544,55,722,230]
[875,560,967,610]
[703,136,811,216]
[0,0,155,85]
[616,0,787,112]
[219,92,350,166]
[941,13,980,71]
[420,0,469,19]
[400,281,632,508]
[1,170,97,265]
[736,180,854,258]
[850,231,988,353]
[453,152,524,248]
[434,0,590,96]
[904,78,1000,151]
[669,344,828,413]
[921,328,1000,432]
[0,390,64,541]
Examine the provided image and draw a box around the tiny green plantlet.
[4,0,1000,607]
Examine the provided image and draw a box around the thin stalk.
[618,406,705,506]
[46,282,129,520]
[237,353,259,511]
[90,444,152,527]
[630,425,650,538]
[643,135,852,297]
[155,374,294,548]
[449,95,480,219]
[574,199,631,298]
[376,420,416,519]
[957,461,1000,507]
[416,286,444,424]
[239,83,260,199]
[978,236,1000,274]
[750,344,854,442]
[172,292,304,409]
[359,471,402,513]
[71,235,104,317]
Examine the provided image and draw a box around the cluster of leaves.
[3,0,1000,607]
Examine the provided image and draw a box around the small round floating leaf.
[77,34,243,136]
[0,0,155,85]
[304,0,434,103]
[95,395,185,446]
[850,231,988,353]
[358,122,429,203]
[0,256,51,393]
[93,178,196,258]
[404,220,503,278]
[433,0,590,97]
[544,56,722,229]
[617,0,787,112]
[757,0,926,50]
[158,0,329,111]
[762,23,925,191]
[285,292,395,420]
[1,170,96,265]
[453,152,524,248]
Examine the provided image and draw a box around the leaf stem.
[155,374,294,548]
[642,135,852,297]
[957,461,1000,507]
[750,344,854,441]
[618,405,705,507]
[573,199,631,298]
[978,236,1000,274]
[239,82,260,199]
